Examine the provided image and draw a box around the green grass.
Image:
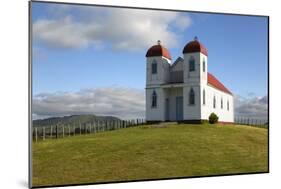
[32,124,268,187]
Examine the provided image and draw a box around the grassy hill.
[32,123,268,187]
[33,114,120,127]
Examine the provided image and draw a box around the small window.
[221,98,223,109]
[213,96,216,108]
[203,89,206,105]
[227,100,229,111]
[203,59,206,72]
[152,61,157,74]
[189,58,195,72]
[189,88,195,105]
[152,90,157,108]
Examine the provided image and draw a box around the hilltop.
[32,114,120,127]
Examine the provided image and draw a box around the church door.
[176,96,183,121]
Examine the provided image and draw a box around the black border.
[28,1,270,188]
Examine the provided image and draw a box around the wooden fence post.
[35,127,38,142]
[56,125,58,139]
[62,125,64,138]
[43,127,45,140]
[68,125,70,137]
[50,126,52,139]
[79,122,82,135]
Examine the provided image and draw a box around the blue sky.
[31,2,268,119]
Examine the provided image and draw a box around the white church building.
[145,37,234,123]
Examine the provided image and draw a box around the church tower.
[145,40,172,121]
[182,37,208,120]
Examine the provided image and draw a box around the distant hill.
[33,114,120,127]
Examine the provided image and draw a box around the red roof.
[208,73,232,95]
[146,44,172,60]
[183,39,208,56]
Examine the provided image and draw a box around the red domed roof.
[146,41,172,60]
[183,38,208,56]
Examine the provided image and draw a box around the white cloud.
[33,87,145,120]
[234,95,268,120]
[33,5,192,50]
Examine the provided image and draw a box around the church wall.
[146,56,171,86]
[183,85,201,120]
[145,87,166,121]
[183,52,201,84]
[201,85,234,122]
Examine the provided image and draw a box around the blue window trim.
[152,60,157,74]
[189,88,195,105]
[151,90,157,108]
[189,58,195,72]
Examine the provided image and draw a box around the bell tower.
[182,37,208,120]
[145,40,171,86]
[145,41,172,121]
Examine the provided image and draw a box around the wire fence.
[234,117,268,129]
[32,117,268,141]
[32,119,146,142]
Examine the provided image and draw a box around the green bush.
[209,113,219,124]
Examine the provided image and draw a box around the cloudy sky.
[32,2,268,120]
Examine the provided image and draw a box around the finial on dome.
[194,36,198,41]
[157,40,161,45]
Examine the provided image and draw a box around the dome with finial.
[182,37,208,56]
[146,40,172,60]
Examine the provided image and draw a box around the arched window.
[189,88,195,105]
[213,95,216,108]
[189,57,195,72]
[151,90,157,108]
[151,60,157,74]
[227,100,229,111]
[221,97,223,109]
[203,89,206,105]
[203,59,206,72]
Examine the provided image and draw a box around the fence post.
[62,125,64,138]
[35,127,38,142]
[50,126,53,139]
[43,127,45,140]
[68,125,70,137]
[56,125,58,139]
